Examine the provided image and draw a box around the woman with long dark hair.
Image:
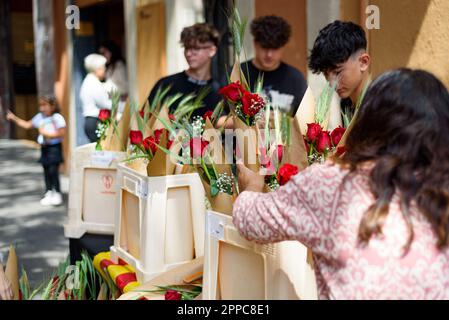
[234,68,449,299]
[99,41,128,99]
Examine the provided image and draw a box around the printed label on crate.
[91,151,116,167]
[207,213,225,241]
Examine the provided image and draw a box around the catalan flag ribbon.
[93,252,140,294]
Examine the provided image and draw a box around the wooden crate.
[64,143,127,238]
[110,162,206,283]
[202,211,318,300]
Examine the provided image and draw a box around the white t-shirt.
[31,113,66,145]
[80,73,113,118]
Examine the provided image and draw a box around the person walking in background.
[80,54,114,143]
[234,69,449,299]
[241,15,308,116]
[99,41,128,100]
[7,96,66,206]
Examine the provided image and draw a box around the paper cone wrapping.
[100,102,131,152]
[203,118,231,174]
[202,179,235,216]
[118,258,204,300]
[295,87,316,136]
[230,58,249,90]
[126,158,149,176]
[146,128,184,177]
[285,116,309,171]
[5,245,19,300]
[234,117,260,173]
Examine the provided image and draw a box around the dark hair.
[39,95,60,114]
[309,20,367,74]
[100,40,125,67]
[339,68,449,253]
[180,23,220,48]
[250,15,291,49]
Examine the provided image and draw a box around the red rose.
[98,109,111,122]
[241,91,265,116]
[189,137,209,158]
[331,126,346,147]
[219,81,245,102]
[129,130,143,145]
[165,290,182,300]
[303,137,310,154]
[143,136,158,155]
[167,139,174,150]
[306,123,322,142]
[139,109,145,119]
[203,111,213,121]
[336,146,346,157]
[277,145,284,163]
[153,129,164,143]
[169,114,176,121]
[278,163,299,186]
[316,131,331,153]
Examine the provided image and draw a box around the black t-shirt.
[147,71,223,118]
[240,61,308,116]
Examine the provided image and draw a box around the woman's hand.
[0,265,13,300]
[237,163,265,193]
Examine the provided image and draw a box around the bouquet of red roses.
[96,91,131,152]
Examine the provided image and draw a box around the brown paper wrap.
[100,101,131,152]
[285,115,309,171]
[5,245,19,300]
[146,128,184,177]
[118,258,204,300]
[234,117,260,173]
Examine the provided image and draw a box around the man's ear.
[209,46,218,58]
[359,53,371,72]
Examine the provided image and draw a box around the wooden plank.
[136,2,166,105]
[32,0,55,97]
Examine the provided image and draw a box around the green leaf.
[210,180,219,197]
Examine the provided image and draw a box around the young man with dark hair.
[147,23,223,118]
[241,15,308,116]
[309,21,371,113]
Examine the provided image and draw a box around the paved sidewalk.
[0,139,69,287]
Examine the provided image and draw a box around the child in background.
[7,96,66,206]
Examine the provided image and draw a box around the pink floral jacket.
[233,162,449,299]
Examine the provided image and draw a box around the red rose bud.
[203,111,214,121]
[277,145,284,163]
[139,109,145,119]
[241,91,265,116]
[153,129,164,143]
[304,137,310,154]
[306,123,322,142]
[130,130,143,145]
[98,109,111,122]
[336,146,346,157]
[167,139,174,149]
[331,126,346,147]
[143,136,158,155]
[219,81,245,102]
[169,114,176,121]
[278,163,299,186]
[316,131,332,153]
[189,137,209,158]
[165,290,182,301]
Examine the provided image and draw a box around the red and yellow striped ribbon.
[93,252,140,294]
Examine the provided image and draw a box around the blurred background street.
[0,139,69,288]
